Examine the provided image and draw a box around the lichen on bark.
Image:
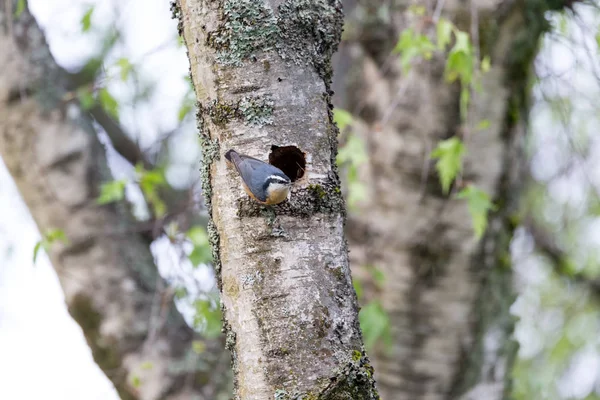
[207,0,279,66]
[202,0,344,80]
[175,0,378,398]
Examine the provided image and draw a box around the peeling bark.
[0,3,226,399]
[175,0,379,398]
[336,1,575,399]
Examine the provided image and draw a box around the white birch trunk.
[176,0,379,398]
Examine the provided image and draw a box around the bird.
[224,149,292,205]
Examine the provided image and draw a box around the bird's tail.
[225,149,243,173]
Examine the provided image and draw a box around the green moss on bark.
[271,351,379,400]
[277,0,344,83]
[239,95,274,126]
[204,0,344,81]
[203,96,274,127]
[207,0,279,66]
[316,351,378,400]
[236,181,345,219]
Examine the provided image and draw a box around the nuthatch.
[225,149,292,205]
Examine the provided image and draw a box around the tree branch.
[523,216,600,294]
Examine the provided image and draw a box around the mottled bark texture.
[336,1,574,399]
[175,0,379,398]
[0,3,227,399]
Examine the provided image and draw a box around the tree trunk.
[337,1,575,399]
[0,3,227,399]
[175,0,379,398]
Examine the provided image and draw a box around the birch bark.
[175,0,379,398]
[336,1,577,399]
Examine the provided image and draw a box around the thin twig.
[433,0,446,21]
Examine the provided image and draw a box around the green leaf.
[394,28,415,53]
[139,168,165,188]
[548,334,572,363]
[446,49,472,84]
[453,31,471,53]
[81,6,95,33]
[347,179,367,210]
[46,229,68,244]
[174,286,188,299]
[187,226,212,266]
[430,137,465,194]
[130,375,141,388]
[353,279,363,300]
[436,18,453,50]
[33,229,69,264]
[178,93,195,122]
[148,193,166,216]
[476,119,491,130]
[369,267,385,289]
[394,28,436,74]
[79,57,103,82]
[481,55,491,73]
[333,108,353,131]
[193,299,222,339]
[189,245,212,266]
[337,134,369,210]
[184,75,194,91]
[359,301,392,350]
[135,166,167,217]
[558,15,569,36]
[140,361,153,370]
[408,4,426,16]
[164,221,180,241]
[456,185,497,239]
[395,29,418,73]
[76,87,95,110]
[192,340,206,354]
[445,31,473,84]
[337,134,367,166]
[33,241,44,263]
[178,103,193,122]
[15,0,25,17]
[98,88,119,119]
[97,179,127,204]
[188,226,209,246]
[115,58,133,81]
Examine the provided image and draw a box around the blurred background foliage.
[2,0,600,399]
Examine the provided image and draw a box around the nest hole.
[269,145,306,182]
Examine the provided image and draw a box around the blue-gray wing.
[238,156,272,201]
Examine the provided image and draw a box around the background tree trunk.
[335,1,576,399]
[176,0,379,398]
[0,3,227,399]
